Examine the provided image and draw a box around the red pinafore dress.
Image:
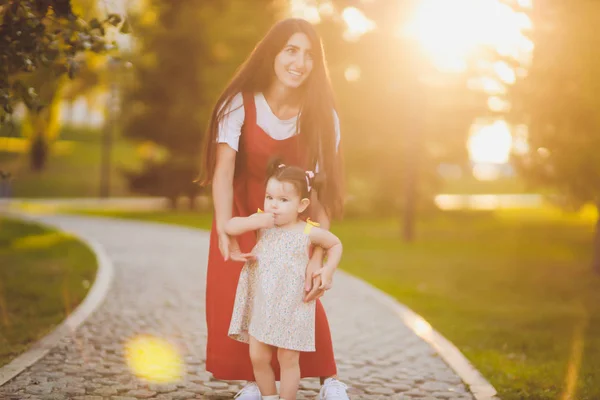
[205,93,337,380]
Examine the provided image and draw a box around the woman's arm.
[212,95,246,261]
[213,144,236,234]
[307,226,342,292]
[304,190,331,301]
[212,144,241,261]
[304,110,342,300]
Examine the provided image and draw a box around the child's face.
[264,178,309,226]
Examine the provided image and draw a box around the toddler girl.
[226,160,343,400]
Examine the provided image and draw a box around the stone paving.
[0,214,475,399]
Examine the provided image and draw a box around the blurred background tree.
[313,0,506,239]
[510,0,600,273]
[0,0,125,170]
[120,0,280,209]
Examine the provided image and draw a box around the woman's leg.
[277,348,300,400]
[249,336,277,396]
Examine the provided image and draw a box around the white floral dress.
[228,225,316,352]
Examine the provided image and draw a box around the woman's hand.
[304,257,329,302]
[218,231,253,262]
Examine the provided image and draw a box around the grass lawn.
[0,126,142,198]
[0,216,97,367]
[73,207,600,400]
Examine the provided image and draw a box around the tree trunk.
[402,152,417,242]
[401,89,424,243]
[188,194,197,211]
[0,172,12,199]
[168,196,178,210]
[30,134,48,171]
[100,79,117,198]
[593,204,600,274]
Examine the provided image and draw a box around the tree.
[0,0,124,120]
[1,0,126,170]
[19,68,65,170]
[510,1,600,273]
[316,0,489,239]
[121,0,279,208]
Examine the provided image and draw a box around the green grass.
[0,217,97,367]
[0,126,142,198]
[71,207,600,400]
[338,210,600,400]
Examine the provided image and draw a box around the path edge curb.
[340,272,499,400]
[0,212,115,387]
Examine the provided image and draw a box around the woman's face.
[273,32,314,89]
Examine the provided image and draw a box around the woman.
[200,18,348,400]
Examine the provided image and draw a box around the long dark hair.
[199,18,344,219]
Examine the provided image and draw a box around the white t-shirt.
[217,92,341,152]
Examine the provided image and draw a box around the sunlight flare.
[487,96,511,113]
[125,335,183,383]
[289,0,321,24]
[342,7,376,42]
[404,0,533,72]
[344,65,361,82]
[468,120,513,164]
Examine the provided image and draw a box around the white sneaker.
[234,382,261,399]
[319,378,350,400]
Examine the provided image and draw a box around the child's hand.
[218,232,254,262]
[312,266,335,291]
[252,212,276,229]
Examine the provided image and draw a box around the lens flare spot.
[125,335,183,383]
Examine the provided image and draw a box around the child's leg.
[249,336,277,396]
[277,347,301,400]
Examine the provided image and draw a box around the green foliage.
[509,2,600,272]
[0,0,125,123]
[510,2,600,208]
[120,0,278,205]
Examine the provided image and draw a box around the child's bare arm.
[225,212,275,236]
[308,227,343,271]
